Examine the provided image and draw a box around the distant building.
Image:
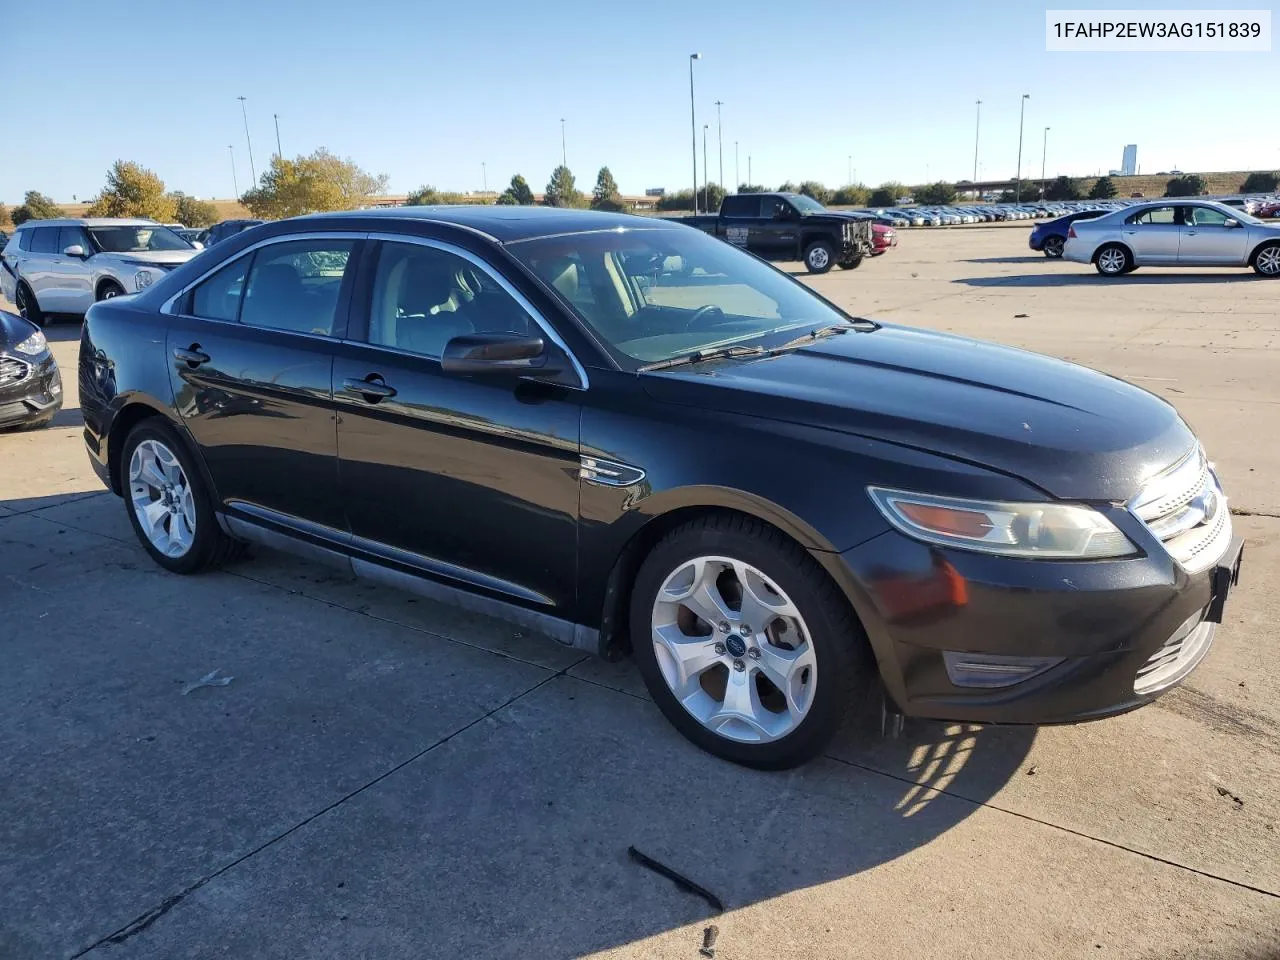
[1108,169,1122,177]
[645,188,666,197]
[1121,145,1138,177]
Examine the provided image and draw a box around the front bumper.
[821,525,1242,725]
[0,352,62,427]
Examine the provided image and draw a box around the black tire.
[1251,241,1280,277]
[803,240,836,274]
[629,514,873,770]
[15,282,45,326]
[837,255,864,270]
[1093,243,1132,276]
[97,280,126,301]
[120,419,244,574]
[1042,235,1065,258]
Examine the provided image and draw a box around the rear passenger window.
[190,257,250,322]
[29,227,59,254]
[240,240,355,336]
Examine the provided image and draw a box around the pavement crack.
[824,753,1280,902]
[72,661,582,958]
[1230,507,1280,519]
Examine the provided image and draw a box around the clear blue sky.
[4,0,1277,204]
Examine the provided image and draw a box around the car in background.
[1063,200,1280,276]
[871,222,897,254]
[1029,209,1109,258]
[78,205,1242,769]
[0,218,202,325]
[172,227,206,247]
[200,219,266,247]
[1258,199,1280,218]
[0,309,61,430]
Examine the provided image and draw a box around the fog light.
[943,651,1064,688]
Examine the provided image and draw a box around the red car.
[1257,199,1280,219]
[872,222,897,255]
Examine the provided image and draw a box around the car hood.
[101,249,199,266]
[641,323,1194,501]
[0,308,39,347]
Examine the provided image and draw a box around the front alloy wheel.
[1253,243,1280,276]
[129,438,197,559]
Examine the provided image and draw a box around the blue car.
[1029,209,1109,257]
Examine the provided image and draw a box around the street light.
[560,118,566,169]
[1040,126,1050,197]
[714,100,724,191]
[973,99,982,185]
[1015,93,1030,203]
[703,123,709,211]
[482,161,487,193]
[688,54,701,213]
[847,154,852,185]
[273,113,282,162]
[735,141,739,193]
[228,144,238,197]
[236,96,256,185]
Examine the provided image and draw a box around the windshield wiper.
[771,323,858,352]
[638,344,767,372]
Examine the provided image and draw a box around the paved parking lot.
[3,226,1279,960]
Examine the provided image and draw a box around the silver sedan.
[1063,200,1280,276]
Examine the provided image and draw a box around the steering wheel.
[685,304,725,332]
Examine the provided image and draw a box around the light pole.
[735,141,739,192]
[237,96,256,185]
[482,162,487,192]
[560,118,566,169]
[1015,93,1030,203]
[688,54,701,213]
[1040,126,1050,197]
[847,154,852,184]
[703,123,709,211]
[273,113,282,162]
[748,154,752,185]
[973,99,982,185]
[714,100,724,190]
[228,145,238,197]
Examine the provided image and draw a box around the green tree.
[1088,176,1117,199]
[0,203,8,228]
[914,181,958,205]
[867,182,907,207]
[698,183,726,214]
[10,190,66,225]
[777,181,797,193]
[737,183,766,194]
[1164,174,1207,197]
[495,190,518,205]
[998,189,1019,203]
[831,184,869,206]
[242,150,389,218]
[1241,171,1278,193]
[169,192,219,227]
[591,166,624,211]
[1044,176,1082,201]
[797,181,831,205]
[656,189,695,211]
[406,185,441,205]
[85,161,177,221]
[544,165,584,208]
[507,174,535,205]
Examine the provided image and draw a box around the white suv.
[0,218,202,325]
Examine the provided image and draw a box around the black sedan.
[0,309,61,429]
[77,207,1242,769]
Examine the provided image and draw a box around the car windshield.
[88,225,192,253]
[509,226,853,367]
[788,194,826,215]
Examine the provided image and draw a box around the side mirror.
[440,333,556,376]
[63,244,86,258]
[1223,219,1239,229]
[191,240,205,249]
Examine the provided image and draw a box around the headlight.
[868,487,1138,559]
[13,330,48,356]
[134,270,155,291]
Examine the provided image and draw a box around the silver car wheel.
[807,246,830,270]
[651,555,817,744]
[1256,245,1280,275]
[1044,236,1065,257]
[129,439,196,558]
[1097,247,1127,274]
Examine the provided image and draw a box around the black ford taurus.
[77,206,1243,768]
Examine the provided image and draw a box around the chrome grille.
[0,356,30,387]
[1131,447,1232,574]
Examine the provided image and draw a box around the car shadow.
[962,255,1048,264]
[955,272,1258,287]
[38,317,84,342]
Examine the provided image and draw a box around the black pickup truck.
[678,193,873,273]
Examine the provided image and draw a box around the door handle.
[173,345,210,367]
[1123,230,1136,235]
[342,375,397,402]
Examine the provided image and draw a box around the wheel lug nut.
[713,642,726,655]
[718,621,730,633]
[747,647,761,660]
[740,624,752,635]
[732,659,746,672]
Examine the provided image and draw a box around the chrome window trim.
[159,231,371,316]
[365,231,590,390]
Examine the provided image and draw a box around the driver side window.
[1187,207,1230,227]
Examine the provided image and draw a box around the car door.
[1177,205,1250,264]
[332,235,583,618]
[717,194,759,252]
[1122,205,1182,263]
[755,197,800,258]
[166,233,364,535]
[23,226,62,308]
[52,226,95,312]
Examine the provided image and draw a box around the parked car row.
[866,194,1280,228]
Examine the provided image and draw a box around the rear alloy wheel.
[98,280,126,301]
[15,283,45,326]
[1094,243,1131,276]
[803,240,836,274]
[630,515,872,769]
[1043,236,1065,258]
[1252,242,1280,277]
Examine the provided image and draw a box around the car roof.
[15,217,162,228]
[307,205,681,243]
